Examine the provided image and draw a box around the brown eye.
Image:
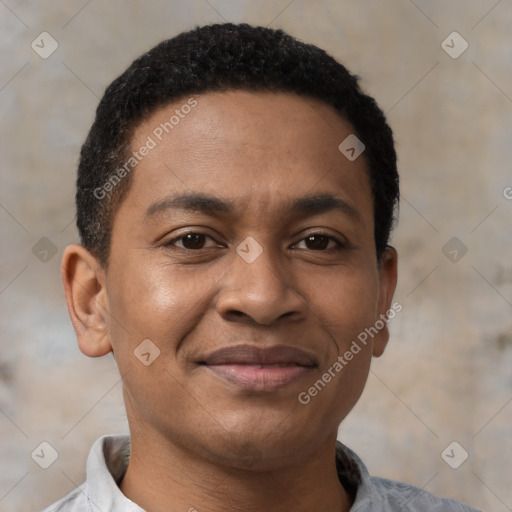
[181,233,206,249]
[295,234,342,251]
[304,235,330,250]
[169,233,213,250]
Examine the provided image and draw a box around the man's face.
[103,90,396,468]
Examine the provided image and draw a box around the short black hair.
[76,22,398,266]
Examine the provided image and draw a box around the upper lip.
[199,344,318,367]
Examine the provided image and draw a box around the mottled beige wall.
[1,1,511,511]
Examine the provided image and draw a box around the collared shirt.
[42,435,482,512]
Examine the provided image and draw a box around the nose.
[216,243,307,326]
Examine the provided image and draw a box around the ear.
[372,246,398,357]
[61,244,113,357]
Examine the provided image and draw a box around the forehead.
[124,90,372,220]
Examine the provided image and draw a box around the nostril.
[225,310,255,324]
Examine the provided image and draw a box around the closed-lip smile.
[198,344,318,391]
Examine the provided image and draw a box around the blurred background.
[1,1,511,510]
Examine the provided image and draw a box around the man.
[45,23,480,511]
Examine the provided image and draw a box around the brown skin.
[62,91,397,512]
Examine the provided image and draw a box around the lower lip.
[203,364,313,391]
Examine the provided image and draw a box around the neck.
[119,430,353,512]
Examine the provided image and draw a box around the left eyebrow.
[286,194,362,223]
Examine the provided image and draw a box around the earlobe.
[373,246,398,358]
[61,244,113,357]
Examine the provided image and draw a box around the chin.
[197,422,315,472]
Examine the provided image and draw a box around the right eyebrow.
[144,193,234,221]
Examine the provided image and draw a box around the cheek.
[305,263,380,349]
[290,264,379,420]
[306,264,379,420]
[293,344,373,440]
[106,260,222,349]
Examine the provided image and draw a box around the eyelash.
[165,231,346,251]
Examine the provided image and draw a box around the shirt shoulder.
[367,476,483,512]
[335,441,482,512]
[39,434,140,512]
[40,483,89,512]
